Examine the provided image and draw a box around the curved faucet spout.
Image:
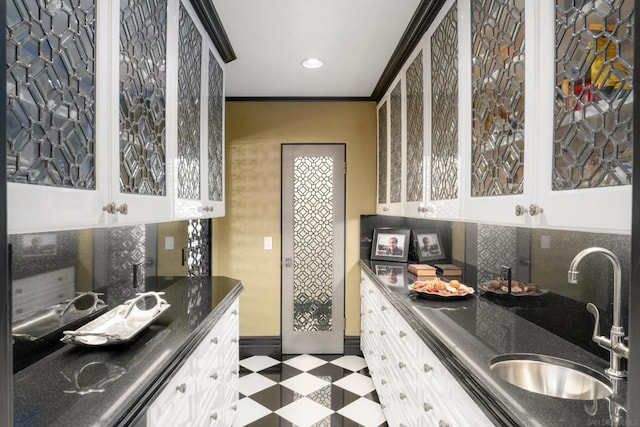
[568,247,622,328]
[568,247,627,378]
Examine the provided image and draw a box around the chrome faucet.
[568,247,629,378]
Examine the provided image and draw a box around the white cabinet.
[172,0,226,221]
[376,77,404,216]
[360,270,492,427]
[376,0,462,221]
[147,298,239,427]
[459,0,631,233]
[7,0,225,235]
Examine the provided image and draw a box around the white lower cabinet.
[361,270,492,427]
[147,299,239,426]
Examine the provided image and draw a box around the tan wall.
[213,101,377,337]
[157,221,189,277]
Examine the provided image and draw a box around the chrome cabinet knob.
[399,331,406,338]
[210,372,219,380]
[399,392,407,400]
[176,383,187,393]
[210,412,218,420]
[424,402,433,412]
[398,361,406,369]
[529,204,544,216]
[514,204,528,216]
[102,202,116,214]
[116,203,128,215]
[424,363,433,373]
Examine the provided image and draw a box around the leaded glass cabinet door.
[376,77,404,216]
[109,0,174,226]
[7,0,110,233]
[461,0,535,226]
[423,0,462,220]
[533,0,632,233]
[282,144,345,354]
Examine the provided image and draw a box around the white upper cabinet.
[376,77,404,216]
[375,0,632,233]
[460,0,632,234]
[6,0,226,234]
[172,0,225,220]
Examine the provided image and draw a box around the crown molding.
[189,0,237,63]
[370,0,447,101]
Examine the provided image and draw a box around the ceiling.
[211,0,423,99]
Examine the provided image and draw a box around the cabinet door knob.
[398,361,406,369]
[424,363,433,373]
[424,402,433,412]
[514,204,528,216]
[399,392,407,400]
[210,412,218,420]
[399,331,406,338]
[232,309,238,315]
[115,203,128,215]
[529,204,544,216]
[211,337,219,344]
[102,203,116,214]
[176,383,187,393]
[210,372,219,380]
[381,305,387,311]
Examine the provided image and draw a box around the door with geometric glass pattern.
[281,144,345,354]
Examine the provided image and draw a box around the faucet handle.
[586,303,609,348]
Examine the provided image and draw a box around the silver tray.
[61,292,170,347]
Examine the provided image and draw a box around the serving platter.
[61,292,170,347]
[408,278,475,300]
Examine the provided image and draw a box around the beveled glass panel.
[208,52,224,201]
[6,0,96,188]
[377,102,388,204]
[471,0,525,197]
[293,156,334,332]
[390,82,402,203]
[188,219,211,277]
[177,5,202,200]
[406,52,424,203]
[553,0,633,189]
[119,0,167,196]
[431,5,459,201]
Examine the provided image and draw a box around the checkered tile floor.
[233,354,388,427]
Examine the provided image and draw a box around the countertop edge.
[115,279,244,426]
[359,260,522,426]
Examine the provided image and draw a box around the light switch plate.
[165,236,175,250]
[264,237,273,250]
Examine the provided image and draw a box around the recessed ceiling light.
[301,58,324,69]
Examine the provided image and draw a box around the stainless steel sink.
[490,353,613,400]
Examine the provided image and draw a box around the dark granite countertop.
[13,276,243,427]
[360,260,628,427]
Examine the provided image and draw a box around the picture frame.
[412,230,446,262]
[21,233,57,257]
[370,228,410,262]
[371,261,408,288]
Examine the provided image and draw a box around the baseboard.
[239,336,362,357]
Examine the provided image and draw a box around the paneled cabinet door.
[460,0,632,233]
[376,76,405,216]
[173,0,226,220]
[108,0,174,227]
[7,0,111,234]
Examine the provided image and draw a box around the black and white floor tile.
[233,354,388,427]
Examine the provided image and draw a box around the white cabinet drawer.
[147,359,196,427]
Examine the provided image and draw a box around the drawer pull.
[381,379,387,385]
[368,310,373,314]
[232,309,238,315]
[210,373,219,380]
[439,421,450,427]
[381,355,387,360]
[231,405,237,411]
[381,305,387,311]
[380,330,386,336]
[399,392,407,400]
[424,364,433,373]
[211,337,219,344]
[210,412,218,420]
[176,383,187,393]
[399,331,407,338]
[231,338,238,344]
[424,402,433,412]
[231,369,238,376]
[398,362,406,369]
